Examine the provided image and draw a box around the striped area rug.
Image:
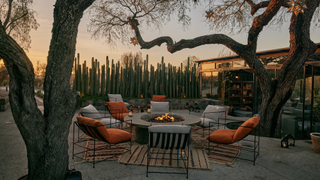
[190,127,241,166]
[117,145,211,170]
[204,142,241,166]
[82,141,130,162]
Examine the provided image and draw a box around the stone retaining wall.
[81,98,222,110]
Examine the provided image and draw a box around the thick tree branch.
[5,12,29,30]
[246,0,290,15]
[128,17,245,55]
[3,0,13,28]
[248,0,284,44]
[0,21,47,179]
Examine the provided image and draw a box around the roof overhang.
[194,43,320,64]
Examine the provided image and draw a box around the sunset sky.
[26,0,320,68]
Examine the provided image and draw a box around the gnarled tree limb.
[128,17,246,55]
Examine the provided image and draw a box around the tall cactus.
[150,65,154,97]
[101,64,105,95]
[106,57,110,95]
[72,53,200,99]
[144,56,149,98]
[129,59,134,97]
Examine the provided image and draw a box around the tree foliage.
[88,0,196,46]
[0,0,39,50]
[34,60,46,88]
[119,51,143,68]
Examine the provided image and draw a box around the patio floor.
[1,108,319,180]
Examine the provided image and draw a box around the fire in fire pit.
[141,113,185,123]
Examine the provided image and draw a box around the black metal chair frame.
[207,117,260,165]
[72,120,132,168]
[146,129,191,178]
[105,103,130,129]
[79,110,121,129]
[108,95,132,109]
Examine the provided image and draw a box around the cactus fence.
[73,53,200,99]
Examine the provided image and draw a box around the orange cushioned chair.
[147,95,166,108]
[206,116,260,165]
[106,101,129,122]
[72,116,132,168]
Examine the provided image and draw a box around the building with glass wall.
[194,43,320,139]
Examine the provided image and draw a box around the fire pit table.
[124,112,200,144]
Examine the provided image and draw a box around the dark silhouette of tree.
[0,0,95,179]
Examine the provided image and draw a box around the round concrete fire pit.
[124,112,200,144]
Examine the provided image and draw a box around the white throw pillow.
[200,118,216,127]
[80,104,101,119]
[150,101,169,112]
[108,94,124,102]
[100,117,121,128]
[201,105,226,121]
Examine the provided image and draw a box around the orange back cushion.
[152,95,166,102]
[76,116,132,143]
[76,116,110,141]
[107,101,129,113]
[233,116,259,142]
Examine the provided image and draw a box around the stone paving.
[1,103,320,179]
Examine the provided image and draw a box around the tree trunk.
[251,0,319,137]
[0,0,94,179]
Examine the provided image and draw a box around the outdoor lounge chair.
[206,115,260,165]
[80,104,121,128]
[72,116,132,168]
[147,125,191,178]
[108,94,132,110]
[197,105,227,137]
[150,101,170,112]
[106,101,130,129]
[147,95,166,108]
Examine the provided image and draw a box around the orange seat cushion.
[106,101,129,121]
[76,116,132,144]
[206,129,236,144]
[107,128,132,144]
[233,116,259,142]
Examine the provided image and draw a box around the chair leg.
[187,146,189,178]
[93,138,95,168]
[146,148,149,177]
[72,122,75,159]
